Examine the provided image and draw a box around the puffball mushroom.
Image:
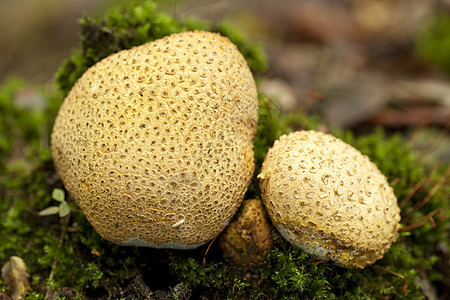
[219,199,274,268]
[258,130,401,268]
[51,31,258,249]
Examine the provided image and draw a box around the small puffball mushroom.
[258,130,401,268]
[219,199,274,268]
[51,31,258,249]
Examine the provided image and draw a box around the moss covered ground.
[1,1,449,299]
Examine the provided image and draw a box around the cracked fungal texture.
[219,199,274,268]
[258,130,401,268]
[51,31,258,249]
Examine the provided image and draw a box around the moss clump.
[174,234,426,299]
[55,0,267,96]
[416,13,450,74]
[0,0,449,299]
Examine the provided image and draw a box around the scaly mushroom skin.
[258,130,401,268]
[219,199,274,268]
[51,31,258,249]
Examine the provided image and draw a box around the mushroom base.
[121,237,207,250]
[277,224,385,269]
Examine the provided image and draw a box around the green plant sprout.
[38,188,70,218]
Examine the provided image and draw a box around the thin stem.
[400,208,444,232]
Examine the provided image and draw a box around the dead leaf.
[1,256,31,300]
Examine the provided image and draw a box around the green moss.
[0,77,51,167]
[416,13,450,74]
[55,0,267,96]
[173,234,426,299]
[0,77,23,164]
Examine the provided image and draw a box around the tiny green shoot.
[38,188,70,218]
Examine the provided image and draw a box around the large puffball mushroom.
[258,130,401,268]
[51,31,258,249]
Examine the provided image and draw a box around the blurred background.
[1,0,449,164]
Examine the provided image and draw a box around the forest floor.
[0,0,449,299]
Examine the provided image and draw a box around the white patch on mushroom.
[172,218,185,228]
